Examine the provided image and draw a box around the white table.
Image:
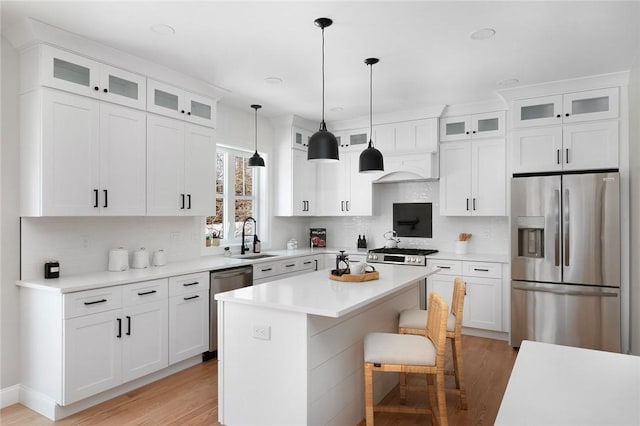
[496,340,640,425]
[215,264,439,426]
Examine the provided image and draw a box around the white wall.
[1,36,21,390]
[629,56,640,355]
[310,181,509,254]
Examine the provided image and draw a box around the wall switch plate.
[252,324,271,340]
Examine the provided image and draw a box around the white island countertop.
[496,340,640,425]
[216,263,438,318]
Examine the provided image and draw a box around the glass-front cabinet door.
[291,127,311,150]
[563,87,618,124]
[147,79,184,120]
[42,45,100,98]
[513,95,563,128]
[440,116,471,141]
[100,64,146,110]
[185,91,216,127]
[471,111,505,139]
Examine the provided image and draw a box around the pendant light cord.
[254,108,258,151]
[321,26,326,124]
[369,62,373,147]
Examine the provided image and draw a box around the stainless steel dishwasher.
[208,266,253,355]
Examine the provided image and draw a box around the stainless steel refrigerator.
[511,171,620,352]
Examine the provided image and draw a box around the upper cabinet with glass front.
[512,87,619,128]
[23,44,147,110]
[147,79,217,128]
[439,111,505,142]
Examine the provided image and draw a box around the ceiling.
[2,1,639,122]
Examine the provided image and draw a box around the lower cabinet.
[426,259,503,332]
[253,255,322,284]
[168,272,210,364]
[62,279,169,405]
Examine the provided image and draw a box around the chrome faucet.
[241,217,257,255]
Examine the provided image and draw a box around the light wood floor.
[1,335,517,425]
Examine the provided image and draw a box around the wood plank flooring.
[0,335,517,425]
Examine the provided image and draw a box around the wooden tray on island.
[329,269,379,282]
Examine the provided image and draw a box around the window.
[205,146,261,247]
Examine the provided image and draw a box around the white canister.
[132,248,150,269]
[108,248,129,272]
[152,249,167,266]
[455,241,468,255]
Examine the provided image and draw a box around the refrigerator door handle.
[564,189,570,266]
[555,189,560,267]
[512,283,618,297]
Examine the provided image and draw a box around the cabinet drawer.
[253,262,279,280]
[123,279,168,306]
[462,261,502,279]
[426,259,462,275]
[169,272,209,297]
[63,286,122,319]
[278,258,301,274]
[299,256,319,271]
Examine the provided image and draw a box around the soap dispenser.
[253,235,261,253]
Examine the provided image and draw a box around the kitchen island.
[215,263,438,425]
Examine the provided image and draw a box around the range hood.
[373,152,439,183]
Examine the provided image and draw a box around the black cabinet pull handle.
[285,263,295,268]
[565,148,569,163]
[94,86,99,91]
[84,299,107,305]
[557,149,561,164]
[472,130,476,134]
[126,316,131,336]
[181,110,185,114]
[466,198,470,211]
[187,111,191,115]
[556,114,561,118]
[103,189,108,208]
[183,281,199,286]
[180,194,185,209]
[438,266,451,269]
[187,194,191,209]
[94,189,99,208]
[341,201,345,211]
[346,201,350,211]
[565,113,570,117]
[103,88,108,93]
[303,261,313,265]
[474,268,489,272]
[261,268,272,272]
[137,290,157,296]
[465,131,470,135]
[184,295,199,301]
[473,198,476,211]
[117,318,122,338]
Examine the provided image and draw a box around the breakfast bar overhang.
[215,263,439,425]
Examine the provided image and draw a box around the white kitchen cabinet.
[316,151,373,216]
[512,121,618,173]
[147,114,216,216]
[426,259,503,332]
[337,128,369,151]
[169,290,209,364]
[374,118,438,153]
[28,44,147,110]
[62,279,168,405]
[512,87,619,128]
[439,139,506,216]
[147,79,216,128]
[292,126,313,150]
[275,148,316,216]
[440,111,505,142]
[21,89,146,216]
[252,254,322,284]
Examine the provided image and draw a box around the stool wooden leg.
[451,335,468,410]
[435,369,448,426]
[364,363,374,425]
[399,371,407,402]
[426,374,438,425]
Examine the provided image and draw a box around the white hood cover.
[372,153,439,183]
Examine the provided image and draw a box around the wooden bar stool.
[398,277,467,409]
[363,292,449,426]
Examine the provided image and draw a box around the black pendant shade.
[308,17,339,162]
[248,104,265,168]
[359,57,384,173]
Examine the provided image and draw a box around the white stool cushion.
[399,309,456,333]
[364,332,436,366]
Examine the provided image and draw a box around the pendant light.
[307,17,339,162]
[248,104,265,168]
[359,58,384,173]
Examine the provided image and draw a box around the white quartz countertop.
[495,340,640,425]
[215,263,438,318]
[426,251,509,263]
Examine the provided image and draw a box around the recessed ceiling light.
[330,107,344,112]
[498,78,519,88]
[264,77,283,85]
[470,28,496,40]
[150,24,175,36]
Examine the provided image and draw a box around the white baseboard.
[19,356,203,421]
[1,384,20,409]
[462,327,509,342]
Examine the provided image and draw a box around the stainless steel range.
[367,248,439,266]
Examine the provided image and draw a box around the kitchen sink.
[232,253,278,260]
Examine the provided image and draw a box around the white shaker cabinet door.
[471,139,506,216]
[464,276,503,331]
[511,126,563,174]
[184,124,216,216]
[169,290,209,364]
[315,160,343,216]
[42,90,100,216]
[147,114,185,215]
[292,149,316,215]
[439,141,472,216]
[346,151,373,216]
[121,300,168,383]
[99,103,146,216]
[562,121,619,171]
[63,310,122,405]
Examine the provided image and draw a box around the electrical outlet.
[252,324,271,340]
[170,232,182,246]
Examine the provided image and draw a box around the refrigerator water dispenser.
[516,216,544,258]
